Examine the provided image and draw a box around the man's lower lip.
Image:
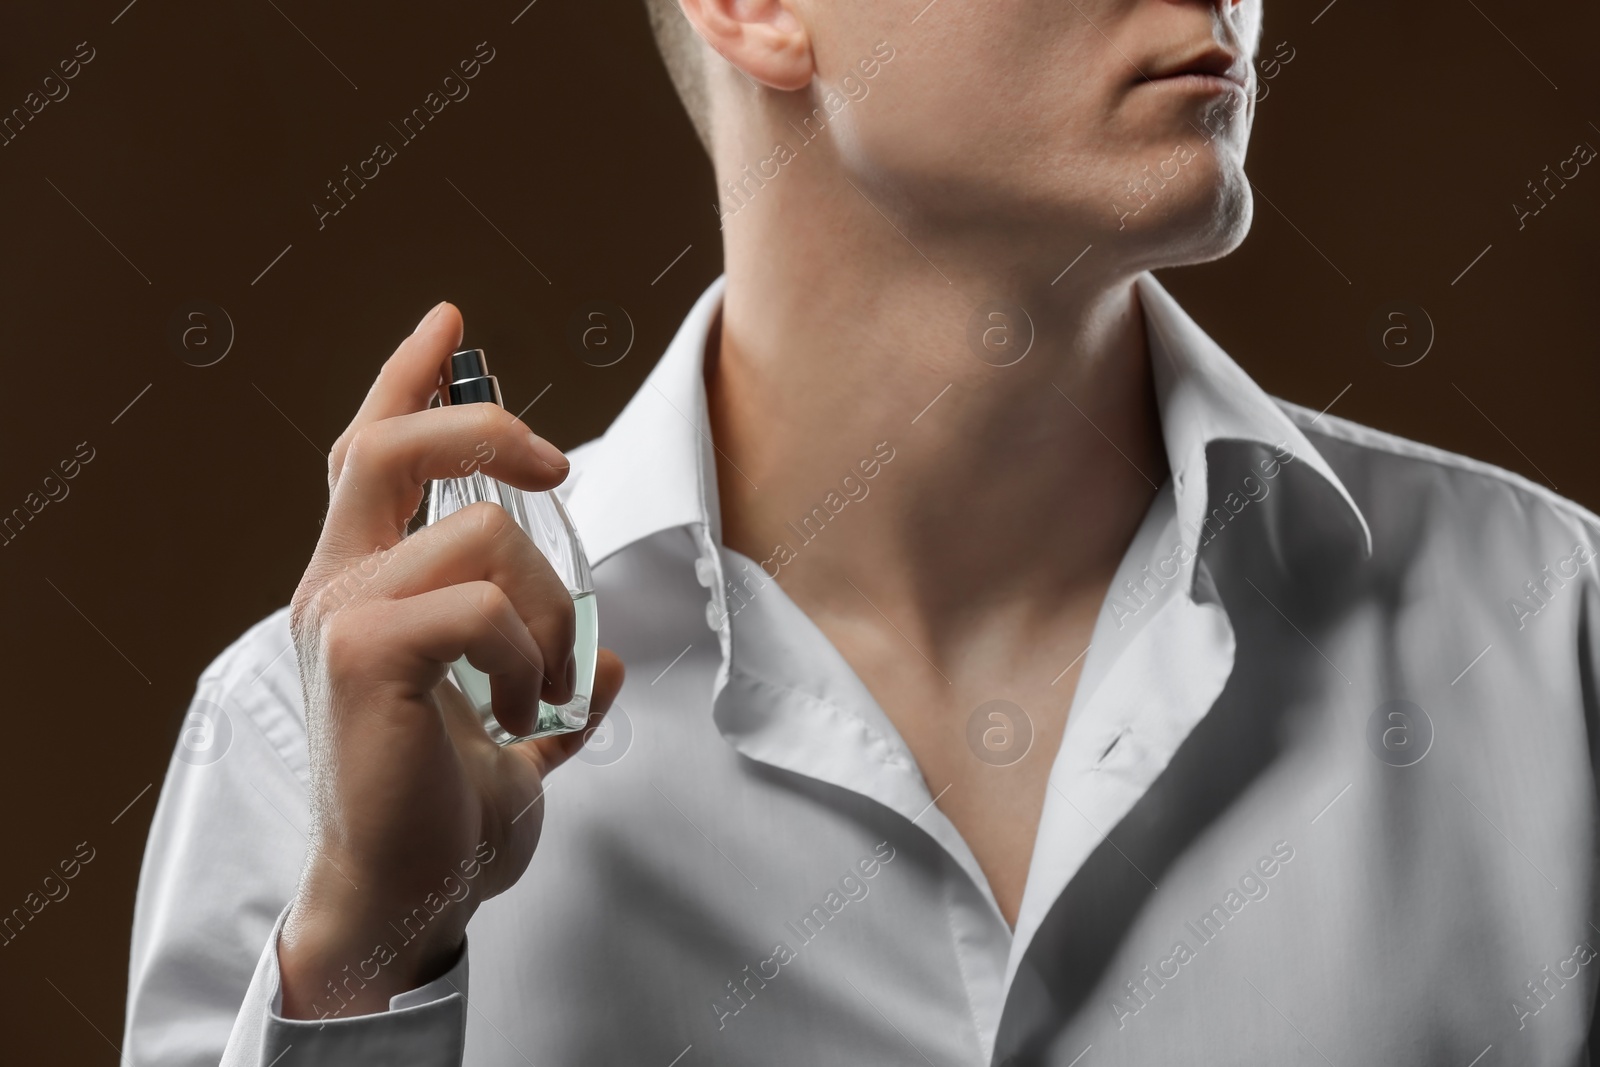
[1146,73,1246,96]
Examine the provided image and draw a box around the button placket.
[695,532,727,632]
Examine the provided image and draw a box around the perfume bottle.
[425,347,597,744]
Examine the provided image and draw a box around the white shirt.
[125,272,1600,1066]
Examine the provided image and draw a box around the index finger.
[329,301,464,486]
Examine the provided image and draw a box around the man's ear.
[679,0,812,92]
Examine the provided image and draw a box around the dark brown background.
[0,0,1594,1059]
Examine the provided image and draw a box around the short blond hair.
[642,0,714,155]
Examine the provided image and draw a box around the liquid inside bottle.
[422,348,597,745]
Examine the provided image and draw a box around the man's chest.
[793,593,1101,930]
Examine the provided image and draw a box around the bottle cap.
[446,347,502,407]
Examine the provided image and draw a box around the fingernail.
[413,301,446,334]
[528,427,569,472]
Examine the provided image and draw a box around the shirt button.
[694,554,717,588]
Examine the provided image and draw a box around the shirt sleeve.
[122,607,469,1066]
[219,904,468,1066]
[1579,533,1600,1063]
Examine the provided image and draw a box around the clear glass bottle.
[424,347,596,744]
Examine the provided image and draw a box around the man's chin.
[1108,168,1253,269]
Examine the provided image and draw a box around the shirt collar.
[564,271,1372,573]
[564,274,728,569]
[1136,271,1373,570]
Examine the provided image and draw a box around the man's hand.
[277,301,625,1020]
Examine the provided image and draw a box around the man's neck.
[705,156,1169,668]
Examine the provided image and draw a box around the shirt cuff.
[222,903,469,1067]
[389,953,468,1011]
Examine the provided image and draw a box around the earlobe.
[680,0,813,92]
